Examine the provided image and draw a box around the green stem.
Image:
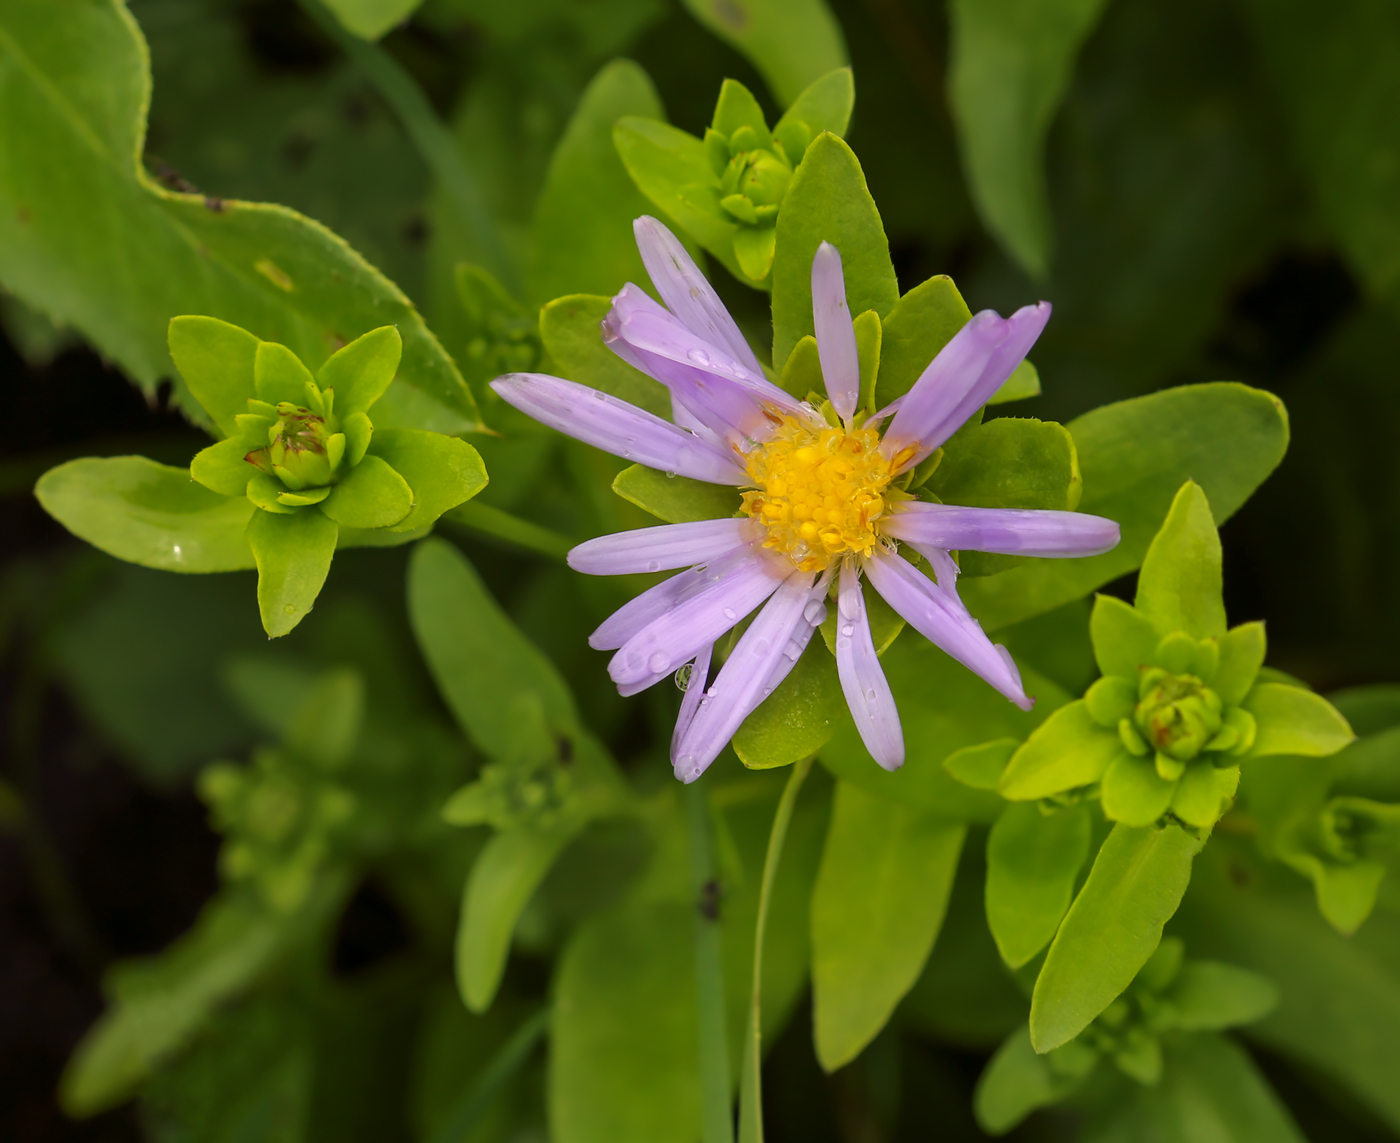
[440,501,572,560]
[738,755,815,1143]
[300,0,516,294]
[685,781,735,1143]
[429,1007,550,1143]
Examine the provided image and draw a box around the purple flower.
[492,217,1120,782]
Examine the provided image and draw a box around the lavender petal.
[634,216,765,375]
[568,517,758,576]
[670,642,714,758]
[885,503,1121,557]
[835,562,905,770]
[864,547,1032,711]
[490,373,747,485]
[811,242,860,423]
[882,303,1052,469]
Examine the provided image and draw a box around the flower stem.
[685,781,735,1143]
[738,755,815,1143]
[441,501,572,560]
[298,0,516,294]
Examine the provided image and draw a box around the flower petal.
[588,549,758,649]
[568,518,758,576]
[882,302,1051,469]
[759,576,829,697]
[812,242,860,423]
[610,550,788,689]
[672,568,820,781]
[634,216,765,376]
[885,503,1121,557]
[835,561,904,770]
[864,546,1032,710]
[670,642,714,757]
[490,372,747,485]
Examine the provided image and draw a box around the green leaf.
[407,538,576,756]
[771,133,899,372]
[539,295,671,419]
[317,326,401,416]
[1100,754,1177,826]
[774,67,854,157]
[1330,684,1400,738]
[678,0,847,107]
[550,901,699,1143]
[927,418,1080,577]
[613,118,742,283]
[36,457,256,573]
[190,438,255,499]
[1089,593,1160,681]
[999,700,1123,801]
[944,738,1019,790]
[0,0,482,434]
[991,360,1041,405]
[529,61,662,306]
[733,641,845,769]
[366,427,487,532]
[1030,822,1204,1052]
[974,1027,1091,1135]
[1214,622,1266,705]
[947,0,1112,277]
[811,781,964,1070]
[1162,961,1277,1031]
[1243,683,1355,759]
[875,275,973,405]
[167,316,258,437]
[245,507,339,638]
[320,0,421,40]
[1134,481,1226,639]
[961,383,1289,632]
[457,823,580,1013]
[712,79,772,144]
[320,454,413,529]
[254,339,316,407]
[612,463,743,524]
[986,802,1091,968]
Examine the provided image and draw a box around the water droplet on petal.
[688,349,712,367]
[676,752,698,774]
[592,390,607,401]
[783,639,802,661]
[803,600,827,625]
[675,663,693,691]
[722,607,736,621]
[866,687,878,702]
[841,623,855,638]
[648,652,671,674]
[647,560,661,572]
[665,471,676,479]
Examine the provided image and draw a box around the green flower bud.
[266,402,335,490]
[1134,668,1224,763]
[738,150,792,207]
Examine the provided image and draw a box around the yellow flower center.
[741,416,899,572]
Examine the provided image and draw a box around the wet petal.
[882,302,1051,469]
[634,216,765,375]
[885,503,1121,557]
[588,547,756,649]
[672,568,820,782]
[491,373,747,485]
[758,573,831,698]
[835,562,904,770]
[568,517,758,576]
[864,547,1032,710]
[670,642,714,758]
[812,242,860,423]
[609,551,788,689]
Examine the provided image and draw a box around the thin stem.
[738,755,815,1143]
[440,501,572,560]
[299,0,516,294]
[685,781,735,1143]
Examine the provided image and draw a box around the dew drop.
[803,600,827,625]
[676,753,698,773]
[687,349,712,367]
[675,663,693,691]
[647,560,661,572]
[841,623,855,638]
[648,652,671,673]
[866,687,878,702]
[592,390,607,401]
[625,435,636,444]
[665,471,677,479]
[782,639,802,661]
[723,607,737,621]
[763,686,774,697]
[699,696,711,707]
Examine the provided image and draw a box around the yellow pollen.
[741,416,900,572]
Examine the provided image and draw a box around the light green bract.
[36,316,488,637]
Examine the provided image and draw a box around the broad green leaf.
[998,700,1123,801]
[458,823,579,1013]
[974,1027,1091,1135]
[679,0,847,107]
[529,61,662,306]
[321,0,421,40]
[612,463,743,524]
[1163,961,1277,1031]
[167,316,258,437]
[0,0,482,433]
[991,360,1041,404]
[774,67,854,156]
[1100,754,1176,826]
[733,640,844,769]
[1243,683,1355,759]
[1030,822,1204,1052]
[944,738,1019,790]
[246,507,339,637]
[191,438,256,499]
[407,538,576,756]
[36,457,256,573]
[712,79,772,144]
[320,454,413,529]
[876,275,972,405]
[1214,622,1266,705]
[854,309,881,412]
[985,802,1091,968]
[811,781,964,1069]
[962,383,1289,632]
[1329,684,1400,738]
[317,326,401,416]
[254,339,316,407]
[613,118,743,282]
[927,417,1080,577]
[550,900,699,1143]
[539,295,671,419]
[823,636,1066,817]
[771,134,899,372]
[1089,594,1159,681]
[947,0,1111,278]
[366,427,487,532]
[1134,481,1226,639]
